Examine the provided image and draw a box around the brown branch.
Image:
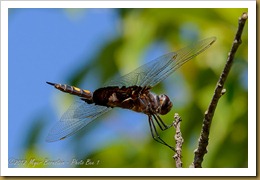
[190,12,248,168]
[173,113,183,168]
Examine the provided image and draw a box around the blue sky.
[8,8,130,166]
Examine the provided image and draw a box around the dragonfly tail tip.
[46,81,55,86]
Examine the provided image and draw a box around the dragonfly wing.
[46,100,111,142]
[104,52,176,87]
[105,37,216,88]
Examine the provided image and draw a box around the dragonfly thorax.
[91,85,173,116]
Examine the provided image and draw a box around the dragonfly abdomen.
[46,82,93,101]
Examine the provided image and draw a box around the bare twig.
[173,113,183,168]
[191,12,248,168]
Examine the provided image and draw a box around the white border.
[1,0,256,176]
[0,168,256,176]
[0,0,254,8]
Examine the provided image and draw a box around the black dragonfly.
[46,37,216,151]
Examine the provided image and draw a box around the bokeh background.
[8,8,248,168]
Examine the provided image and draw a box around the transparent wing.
[46,100,111,142]
[105,37,216,88]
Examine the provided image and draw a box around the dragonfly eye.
[158,94,173,115]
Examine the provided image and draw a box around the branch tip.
[241,12,248,20]
[173,113,183,168]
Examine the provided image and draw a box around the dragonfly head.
[158,94,172,115]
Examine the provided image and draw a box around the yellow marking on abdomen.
[83,89,91,94]
[73,87,81,92]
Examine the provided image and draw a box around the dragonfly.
[46,37,216,151]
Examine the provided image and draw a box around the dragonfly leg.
[152,114,173,131]
[148,115,175,151]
